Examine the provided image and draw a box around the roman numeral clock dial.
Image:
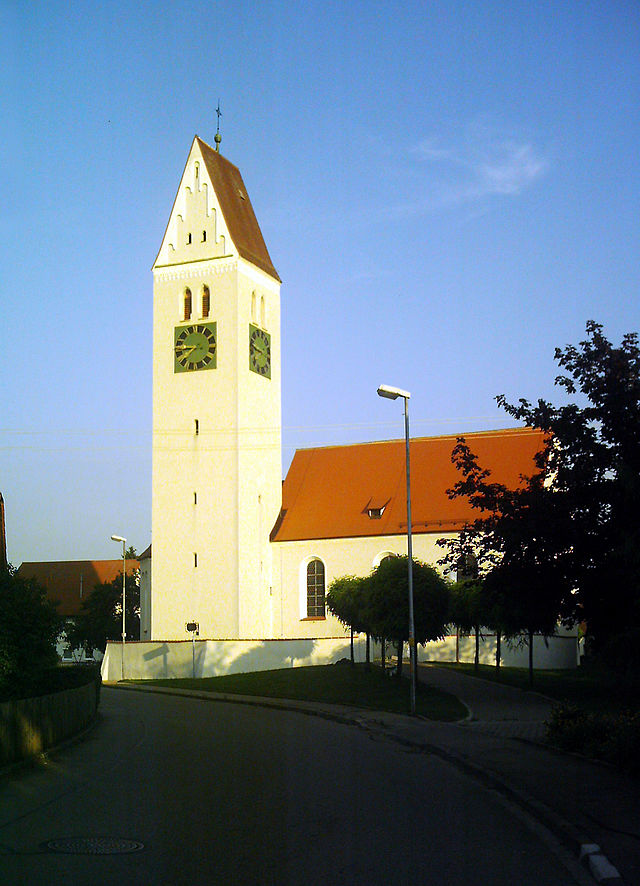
[249,324,271,378]
[174,323,217,372]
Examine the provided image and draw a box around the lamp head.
[377,384,411,401]
[111,535,126,543]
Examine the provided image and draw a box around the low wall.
[102,626,578,682]
[101,636,368,681]
[420,626,579,669]
[0,680,99,767]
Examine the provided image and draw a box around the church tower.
[150,136,282,640]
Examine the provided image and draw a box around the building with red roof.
[269,428,545,639]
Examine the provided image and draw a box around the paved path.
[417,662,555,740]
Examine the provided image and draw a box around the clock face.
[174,322,217,372]
[249,324,271,378]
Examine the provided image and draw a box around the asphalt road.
[0,687,590,885]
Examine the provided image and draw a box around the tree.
[0,566,62,691]
[326,575,366,665]
[68,571,140,656]
[366,556,450,678]
[439,438,569,685]
[449,580,484,672]
[440,532,513,672]
[495,321,640,668]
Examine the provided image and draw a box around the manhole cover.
[44,837,145,855]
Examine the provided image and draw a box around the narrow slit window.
[187,232,192,245]
[194,491,197,505]
[194,419,199,435]
[202,230,207,242]
[202,285,210,318]
[194,553,198,568]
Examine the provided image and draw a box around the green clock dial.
[174,322,217,372]
[249,324,271,378]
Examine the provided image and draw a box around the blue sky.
[2,0,639,565]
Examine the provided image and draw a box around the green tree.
[439,533,511,671]
[68,571,140,656]
[0,566,62,692]
[495,321,640,669]
[326,575,366,665]
[440,437,570,685]
[449,580,484,673]
[366,556,450,678]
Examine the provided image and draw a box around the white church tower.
[149,135,282,640]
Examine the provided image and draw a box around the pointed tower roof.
[154,136,280,282]
[196,138,280,281]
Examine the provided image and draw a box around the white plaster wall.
[418,625,579,669]
[139,557,151,641]
[101,637,366,681]
[271,531,456,639]
[101,625,577,681]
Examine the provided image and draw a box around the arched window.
[202,285,210,318]
[306,559,325,617]
[183,288,192,321]
[251,291,257,323]
[260,295,266,328]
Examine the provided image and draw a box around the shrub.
[546,702,640,776]
[0,663,102,703]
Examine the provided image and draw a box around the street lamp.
[377,384,416,716]
[111,535,126,680]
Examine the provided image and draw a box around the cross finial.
[215,100,222,152]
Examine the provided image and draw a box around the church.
[141,133,550,655]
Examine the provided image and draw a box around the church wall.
[152,259,241,640]
[235,260,282,639]
[272,531,457,639]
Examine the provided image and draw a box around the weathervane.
[215,100,222,152]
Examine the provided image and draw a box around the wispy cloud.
[407,121,548,211]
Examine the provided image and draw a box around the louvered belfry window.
[184,288,192,321]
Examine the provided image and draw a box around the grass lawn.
[136,663,468,721]
[430,661,638,716]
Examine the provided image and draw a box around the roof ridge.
[292,426,539,454]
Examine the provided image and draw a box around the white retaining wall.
[102,627,578,681]
[419,625,579,669]
[101,636,367,681]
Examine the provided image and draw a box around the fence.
[0,680,99,767]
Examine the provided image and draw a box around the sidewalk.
[410,665,638,885]
[114,668,640,885]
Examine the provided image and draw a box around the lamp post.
[111,535,126,680]
[377,384,416,716]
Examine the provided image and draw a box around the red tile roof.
[271,428,546,542]
[197,137,280,282]
[17,560,139,617]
